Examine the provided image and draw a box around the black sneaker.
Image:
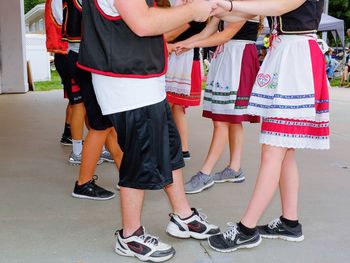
[182,151,191,160]
[115,226,176,262]
[71,175,115,200]
[166,208,220,239]
[258,217,304,242]
[60,134,72,146]
[208,223,261,253]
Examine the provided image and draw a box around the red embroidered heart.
[257,73,271,87]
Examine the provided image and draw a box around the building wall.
[0,0,28,94]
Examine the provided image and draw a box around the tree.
[24,0,45,14]
[329,0,350,31]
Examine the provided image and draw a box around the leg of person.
[171,104,190,159]
[110,103,176,262]
[258,148,304,242]
[184,121,228,194]
[213,123,245,184]
[163,103,220,240]
[61,102,73,145]
[208,145,287,252]
[69,102,86,164]
[105,128,123,169]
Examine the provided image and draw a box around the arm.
[213,0,307,17]
[114,0,215,37]
[175,21,245,55]
[164,24,190,42]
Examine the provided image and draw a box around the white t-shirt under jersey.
[91,0,166,115]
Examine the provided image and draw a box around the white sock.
[72,140,83,155]
[102,145,106,152]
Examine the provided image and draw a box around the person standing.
[78,0,220,262]
[207,0,330,253]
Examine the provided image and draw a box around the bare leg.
[279,149,299,220]
[105,128,123,170]
[78,128,109,185]
[228,123,244,172]
[201,121,229,175]
[70,102,86,140]
[171,105,189,152]
[65,103,72,125]
[164,169,192,218]
[240,145,288,228]
[120,187,145,237]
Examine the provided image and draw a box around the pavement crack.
[200,241,214,263]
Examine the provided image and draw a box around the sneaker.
[184,172,214,194]
[208,223,261,253]
[60,134,72,146]
[212,167,245,183]
[116,183,120,191]
[100,149,114,163]
[257,217,304,242]
[72,175,116,200]
[68,151,103,165]
[115,226,176,262]
[182,151,191,160]
[166,208,220,239]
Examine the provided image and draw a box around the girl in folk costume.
[159,0,206,160]
[175,16,262,194]
[205,0,330,253]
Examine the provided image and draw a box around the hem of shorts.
[118,179,174,190]
[172,160,186,171]
[69,99,84,105]
[202,111,260,123]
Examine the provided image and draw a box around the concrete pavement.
[0,88,349,263]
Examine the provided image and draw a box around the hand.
[209,4,228,17]
[190,0,218,22]
[166,43,176,54]
[174,41,195,55]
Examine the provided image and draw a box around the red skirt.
[166,60,202,107]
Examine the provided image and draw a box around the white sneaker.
[115,226,175,262]
[166,208,220,240]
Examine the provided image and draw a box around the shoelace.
[191,172,207,186]
[139,232,159,247]
[196,209,209,223]
[268,218,282,229]
[223,222,239,241]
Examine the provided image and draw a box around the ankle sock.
[72,139,83,155]
[238,222,257,236]
[280,216,299,228]
[63,123,71,137]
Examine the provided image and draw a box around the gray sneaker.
[185,172,214,194]
[69,151,103,165]
[100,149,114,163]
[69,152,82,165]
[212,167,245,183]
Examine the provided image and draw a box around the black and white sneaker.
[258,217,304,242]
[115,226,176,263]
[182,151,191,160]
[208,223,261,253]
[166,208,220,239]
[71,175,115,200]
[60,134,72,146]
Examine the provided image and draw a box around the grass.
[34,70,63,91]
[34,70,347,92]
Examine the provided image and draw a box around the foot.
[257,217,304,242]
[166,208,220,240]
[212,167,245,183]
[115,226,176,263]
[184,172,214,194]
[60,134,72,146]
[100,149,114,163]
[208,223,261,253]
[72,175,115,200]
[68,151,103,165]
[182,151,191,161]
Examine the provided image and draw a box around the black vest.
[62,0,82,42]
[78,0,167,78]
[268,0,324,34]
[232,21,259,41]
[219,20,259,42]
[173,22,206,61]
